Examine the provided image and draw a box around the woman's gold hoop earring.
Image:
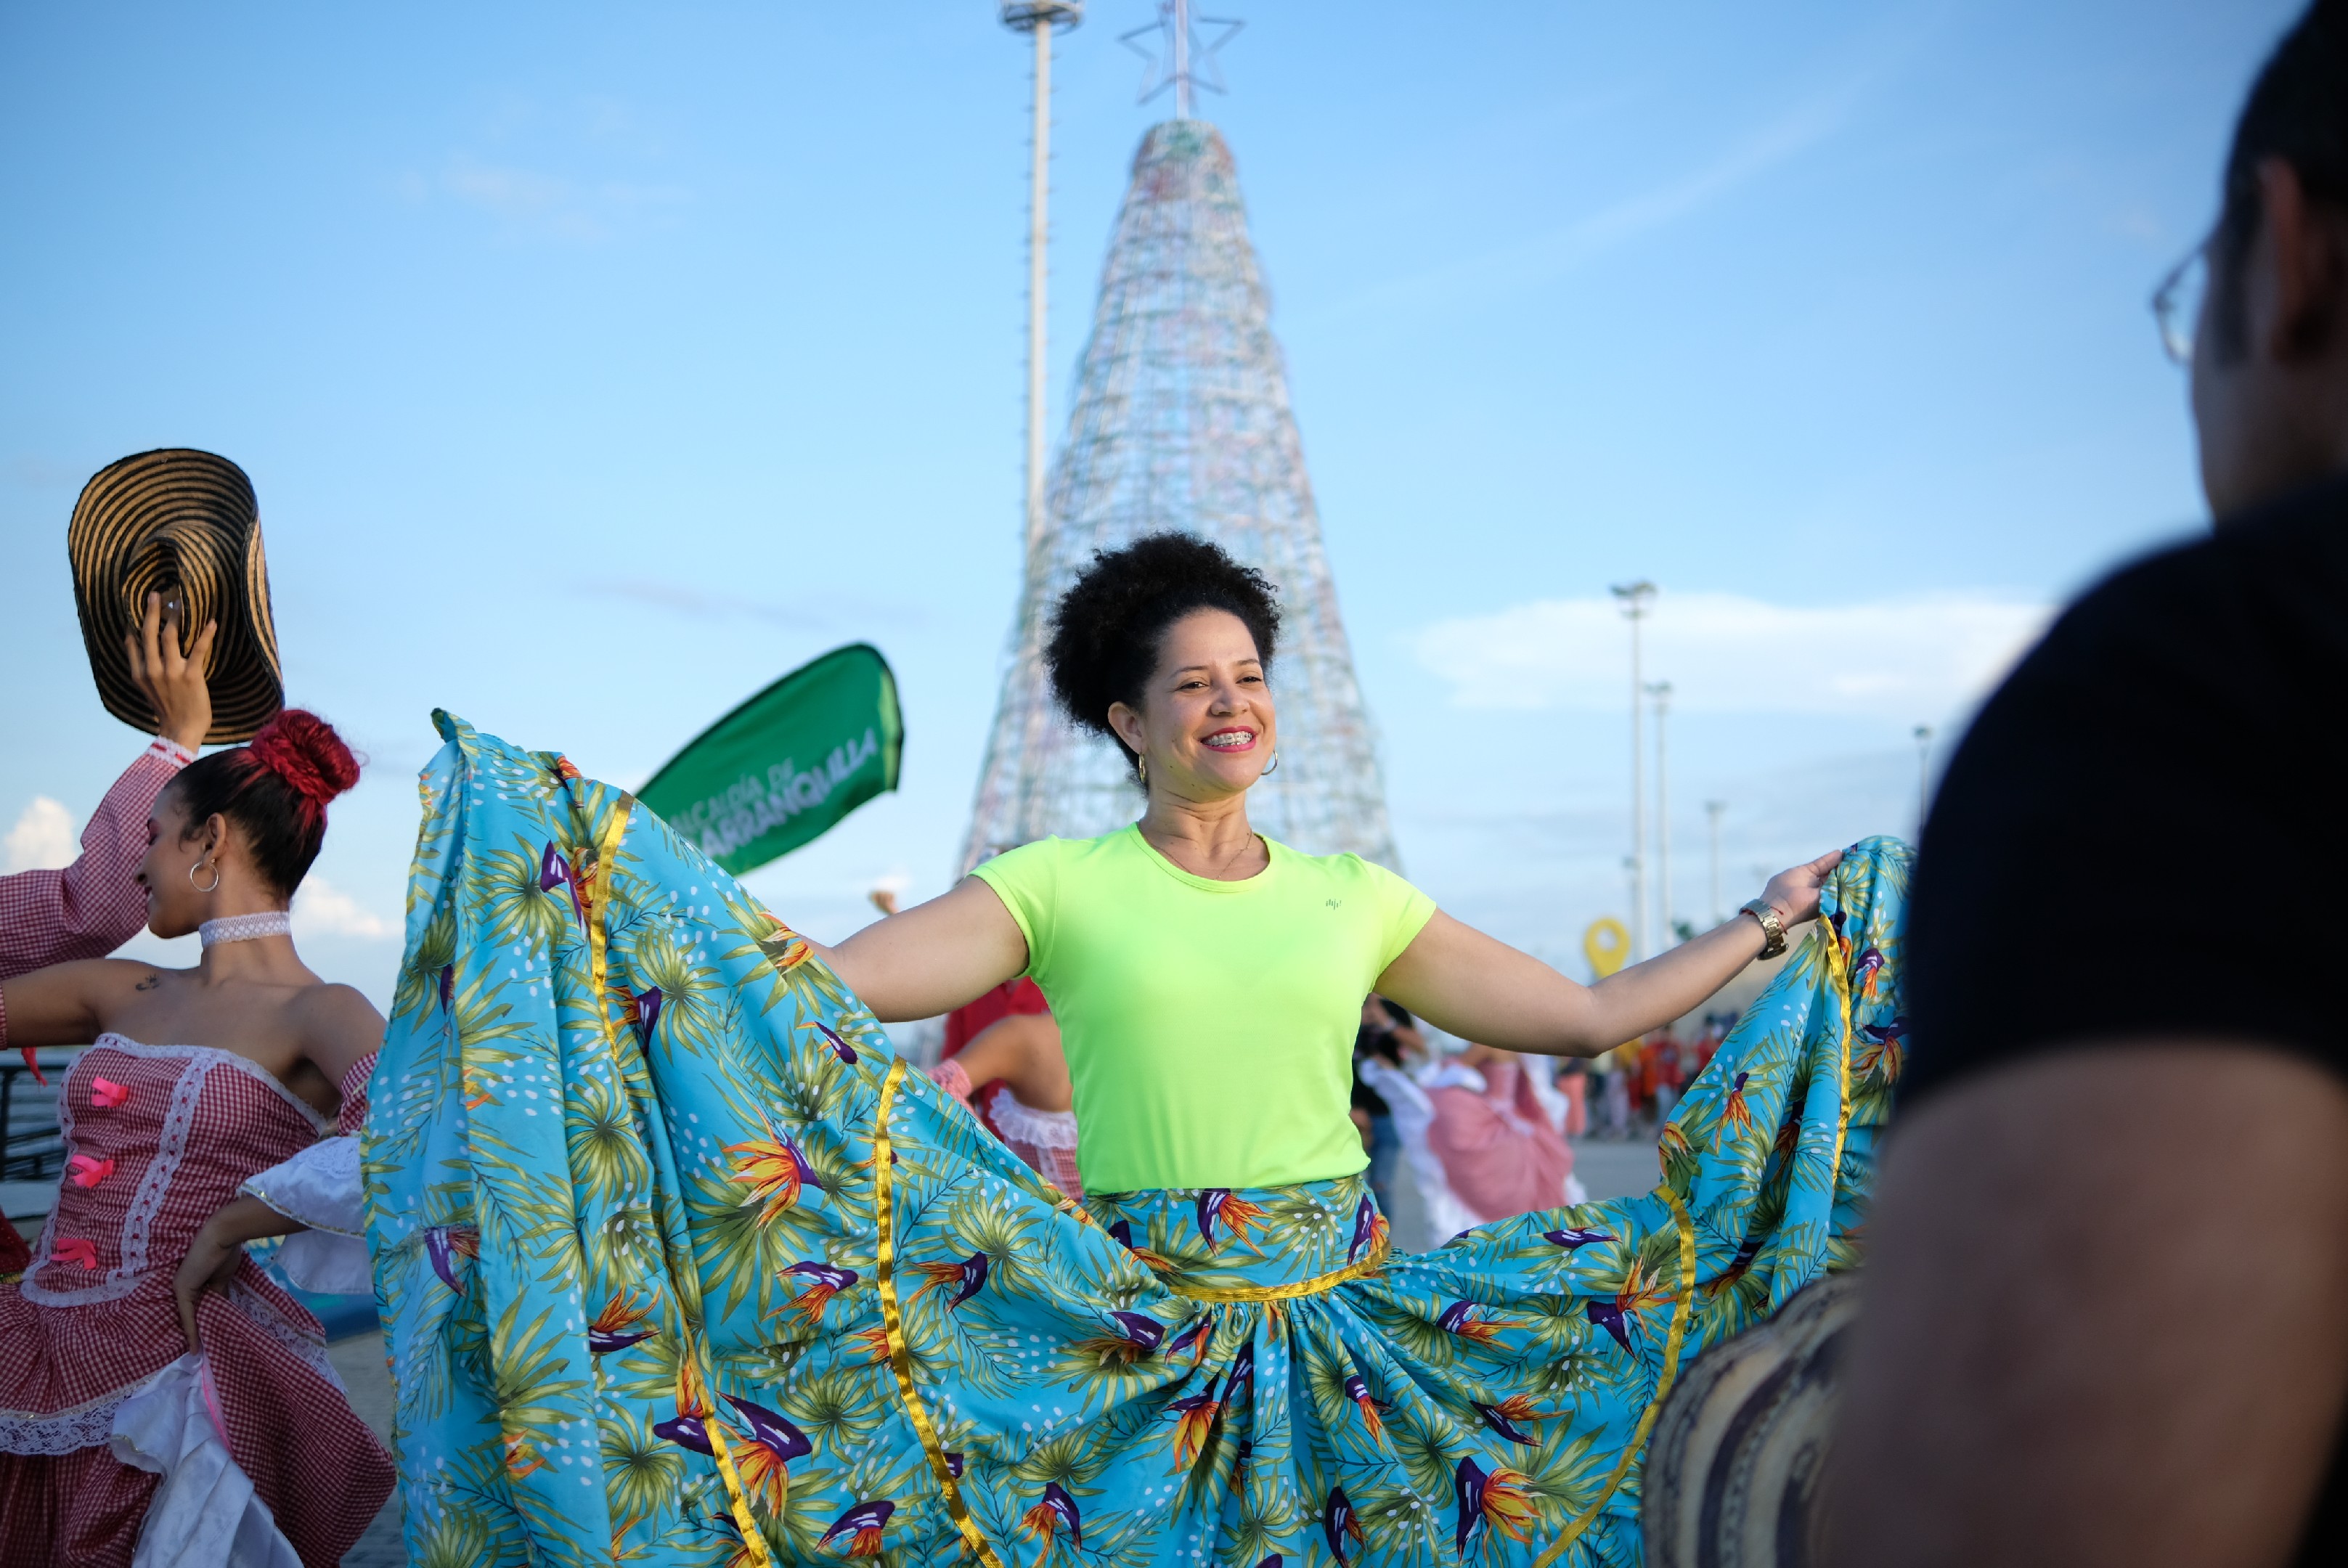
[189,858,221,894]
[1136,756,1148,785]
[1263,754,1279,775]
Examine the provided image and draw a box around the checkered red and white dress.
[0,1036,394,1567]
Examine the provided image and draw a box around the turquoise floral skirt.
[366,715,1906,1567]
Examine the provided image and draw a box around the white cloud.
[1413,591,2055,720]
[435,155,688,242]
[4,798,76,873]
[294,875,394,941]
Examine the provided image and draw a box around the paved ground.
[330,1331,406,1567]
[1571,1134,1666,1201]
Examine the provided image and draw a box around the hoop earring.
[1136,756,1148,785]
[188,858,221,894]
[1263,754,1279,775]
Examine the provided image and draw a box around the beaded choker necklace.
[198,911,293,949]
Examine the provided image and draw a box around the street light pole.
[1001,4,1084,561]
[1913,723,1934,830]
[1705,799,1727,925]
[1650,680,1673,945]
[1611,581,1657,959]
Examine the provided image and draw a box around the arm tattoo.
[133,973,162,992]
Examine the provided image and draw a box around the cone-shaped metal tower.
[962,117,1398,870]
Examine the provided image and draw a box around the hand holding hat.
[126,590,216,753]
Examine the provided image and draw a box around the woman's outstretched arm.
[1376,849,1843,1057]
[815,878,1030,1024]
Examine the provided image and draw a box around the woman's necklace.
[199,910,293,949]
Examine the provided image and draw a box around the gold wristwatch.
[1739,898,1788,960]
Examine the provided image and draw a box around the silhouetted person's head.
[2193,0,2348,515]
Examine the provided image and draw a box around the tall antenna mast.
[1001,3,1083,560]
[1122,0,1243,121]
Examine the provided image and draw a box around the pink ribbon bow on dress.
[89,1077,130,1108]
[66,1153,115,1188]
[52,1237,99,1270]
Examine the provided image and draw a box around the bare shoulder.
[291,981,388,1063]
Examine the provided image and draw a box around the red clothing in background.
[942,979,1049,1142]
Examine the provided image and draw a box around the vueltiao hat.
[68,449,284,745]
[1640,1271,1860,1568]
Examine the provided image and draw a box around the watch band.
[1740,898,1788,960]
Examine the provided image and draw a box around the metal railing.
[1,1053,72,1185]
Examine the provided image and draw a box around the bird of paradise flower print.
[776,1260,858,1334]
[1439,1299,1509,1348]
[1022,1482,1083,1564]
[723,1114,823,1227]
[1195,1188,1266,1249]
[911,1251,989,1309]
[820,1499,894,1558]
[1473,1395,1550,1447]
[1167,1376,1221,1471]
[367,715,1907,1568]
[1454,1458,1538,1553]
[588,1289,658,1354]
[1325,1486,1364,1564]
[720,1394,811,1513]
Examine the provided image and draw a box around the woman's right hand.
[174,1217,245,1352]
[126,589,216,753]
[1758,849,1845,928]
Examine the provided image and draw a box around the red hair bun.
[245,709,360,809]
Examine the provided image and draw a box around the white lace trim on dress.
[0,1374,164,1456]
[984,1085,1078,1150]
[226,1281,343,1392]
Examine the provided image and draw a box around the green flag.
[637,643,903,874]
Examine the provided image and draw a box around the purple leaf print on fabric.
[722,1395,813,1463]
[1542,1226,1613,1251]
[652,1412,712,1455]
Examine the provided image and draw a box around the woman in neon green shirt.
[823,533,1840,1198]
[789,534,1888,1564]
[376,530,1904,1567]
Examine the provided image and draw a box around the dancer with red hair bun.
[0,708,394,1567]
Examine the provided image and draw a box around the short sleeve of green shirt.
[1357,857,1438,973]
[969,837,1061,976]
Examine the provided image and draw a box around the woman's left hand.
[174,1216,248,1352]
[1760,849,1847,928]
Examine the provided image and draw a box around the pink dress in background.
[0,1036,394,1567]
[1424,1055,1575,1224]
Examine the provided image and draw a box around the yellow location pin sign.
[1583,917,1630,980]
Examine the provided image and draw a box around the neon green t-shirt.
[970,825,1438,1192]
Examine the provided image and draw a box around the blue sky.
[0,1,2299,1005]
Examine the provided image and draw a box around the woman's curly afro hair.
[1045,531,1281,771]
